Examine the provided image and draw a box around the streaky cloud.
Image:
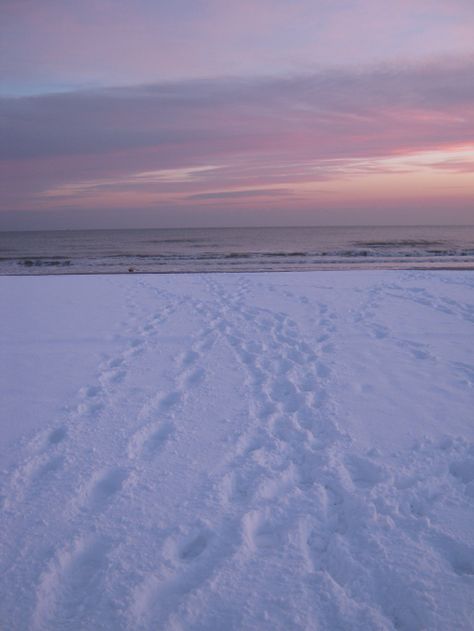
[1,57,474,227]
[188,188,292,201]
[2,57,474,162]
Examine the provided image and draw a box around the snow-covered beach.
[1,270,473,630]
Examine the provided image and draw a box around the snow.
[1,270,473,631]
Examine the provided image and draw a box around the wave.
[2,225,474,274]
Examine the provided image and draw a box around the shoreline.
[3,264,474,277]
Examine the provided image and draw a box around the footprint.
[411,348,431,360]
[321,343,335,353]
[449,459,474,484]
[433,533,474,576]
[78,399,104,416]
[270,378,298,404]
[127,419,173,459]
[371,324,389,339]
[143,422,173,457]
[316,363,330,378]
[242,509,281,551]
[255,466,297,501]
[181,350,199,366]
[185,368,205,387]
[453,362,474,386]
[222,468,258,502]
[48,426,67,445]
[34,536,110,629]
[102,368,126,385]
[179,533,209,561]
[159,391,181,410]
[345,455,388,488]
[108,358,124,369]
[86,467,128,511]
[80,385,102,399]
[12,453,64,500]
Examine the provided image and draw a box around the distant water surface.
[1,226,474,274]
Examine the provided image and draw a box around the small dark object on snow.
[128,267,135,273]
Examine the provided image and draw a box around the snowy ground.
[1,271,473,631]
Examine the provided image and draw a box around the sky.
[1,0,474,229]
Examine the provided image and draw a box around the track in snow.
[0,271,473,630]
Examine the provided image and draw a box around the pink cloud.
[1,59,474,226]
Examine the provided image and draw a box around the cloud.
[2,58,474,165]
[135,166,224,183]
[1,58,474,224]
[2,0,474,89]
[187,188,292,201]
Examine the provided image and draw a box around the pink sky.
[1,1,473,228]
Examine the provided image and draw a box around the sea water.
[1,225,474,274]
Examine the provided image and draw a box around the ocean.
[1,225,474,275]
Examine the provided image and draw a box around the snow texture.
[1,271,473,630]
